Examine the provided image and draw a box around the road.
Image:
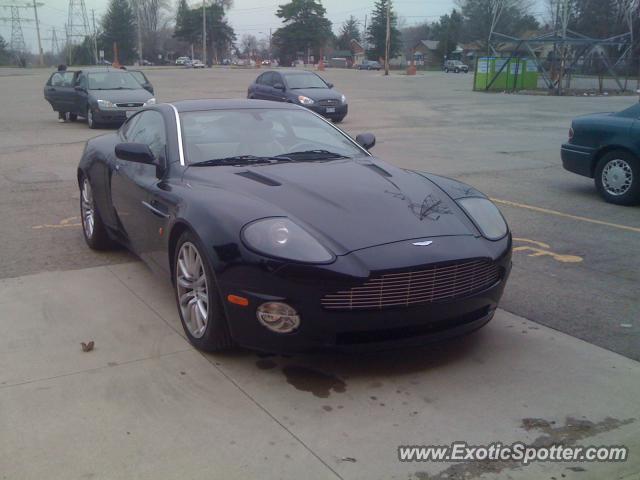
[0,66,637,360]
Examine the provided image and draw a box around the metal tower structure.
[9,6,26,53]
[66,0,90,64]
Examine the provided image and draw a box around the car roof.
[277,70,318,76]
[170,99,302,113]
[78,67,132,74]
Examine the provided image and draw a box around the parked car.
[77,99,512,353]
[190,59,205,69]
[357,60,382,70]
[561,103,640,205]
[44,68,155,129]
[444,60,469,73]
[175,56,190,65]
[129,69,154,94]
[247,70,348,122]
[261,60,271,66]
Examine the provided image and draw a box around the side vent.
[235,170,281,186]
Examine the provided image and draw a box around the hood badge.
[412,240,433,246]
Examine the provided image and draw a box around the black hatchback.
[247,70,348,123]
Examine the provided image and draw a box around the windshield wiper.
[190,155,292,167]
[274,150,349,160]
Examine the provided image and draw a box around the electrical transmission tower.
[66,0,91,64]
[9,6,26,53]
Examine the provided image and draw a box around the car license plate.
[125,110,135,118]
[326,107,336,113]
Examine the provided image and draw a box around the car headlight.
[457,197,508,240]
[242,217,333,263]
[145,98,156,106]
[297,95,314,105]
[341,94,346,103]
[96,99,115,109]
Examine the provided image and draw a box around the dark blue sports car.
[561,102,640,205]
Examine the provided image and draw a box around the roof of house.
[350,39,364,54]
[416,40,439,50]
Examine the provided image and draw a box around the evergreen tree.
[336,15,361,50]
[431,9,464,59]
[99,0,137,63]
[0,35,9,65]
[366,0,401,61]
[271,0,333,64]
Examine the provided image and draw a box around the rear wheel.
[174,231,234,351]
[594,150,640,205]
[80,175,114,250]
[444,68,449,73]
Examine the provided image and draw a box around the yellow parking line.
[491,198,640,234]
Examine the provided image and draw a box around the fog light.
[256,302,300,333]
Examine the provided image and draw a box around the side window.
[272,73,283,86]
[127,111,167,161]
[50,72,64,86]
[76,74,87,88]
[262,72,275,86]
[62,72,75,87]
[120,113,141,140]
[256,73,266,85]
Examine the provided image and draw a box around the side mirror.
[115,143,155,164]
[273,82,285,90]
[355,133,376,150]
[326,82,334,88]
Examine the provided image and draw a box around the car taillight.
[568,127,574,141]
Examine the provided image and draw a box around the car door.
[57,71,79,112]
[252,73,269,99]
[72,73,89,115]
[110,110,168,257]
[44,72,64,110]
[268,72,287,102]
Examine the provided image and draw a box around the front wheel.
[174,232,234,351]
[86,108,99,129]
[80,176,115,250]
[444,68,449,73]
[594,150,640,205]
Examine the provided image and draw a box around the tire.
[68,113,78,122]
[332,116,345,124]
[174,231,234,351]
[80,175,115,250]
[86,108,99,129]
[444,68,449,73]
[594,150,640,205]
[454,68,460,73]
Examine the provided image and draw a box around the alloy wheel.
[176,242,209,338]
[81,178,94,239]
[602,159,633,196]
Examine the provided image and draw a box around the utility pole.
[91,8,97,63]
[202,0,206,64]
[31,0,44,65]
[363,14,367,53]
[136,0,143,65]
[384,0,390,75]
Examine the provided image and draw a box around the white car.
[191,59,205,69]
[175,56,190,65]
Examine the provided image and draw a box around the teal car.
[562,103,640,205]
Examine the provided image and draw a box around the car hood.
[289,88,342,101]
[88,88,153,103]
[185,158,477,255]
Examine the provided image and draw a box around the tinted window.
[87,71,141,90]
[256,73,267,85]
[130,71,147,85]
[127,111,166,161]
[180,109,364,164]
[262,72,276,86]
[283,73,327,89]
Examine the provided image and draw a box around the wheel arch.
[592,145,637,177]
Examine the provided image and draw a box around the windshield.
[129,71,146,85]
[284,73,328,89]
[181,109,366,165]
[88,71,143,90]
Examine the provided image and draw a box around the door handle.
[142,200,169,219]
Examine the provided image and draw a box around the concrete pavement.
[1,262,638,479]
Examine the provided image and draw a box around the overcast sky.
[1,0,548,54]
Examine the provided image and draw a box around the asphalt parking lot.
[0,66,639,479]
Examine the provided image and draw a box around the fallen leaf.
[340,457,357,463]
[81,341,95,352]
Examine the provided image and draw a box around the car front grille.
[321,259,501,311]
[317,99,340,106]
[115,102,144,108]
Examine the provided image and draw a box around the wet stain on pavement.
[282,365,346,398]
[322,405,333,412]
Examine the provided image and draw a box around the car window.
[127,111,166,161]
[180,109,365,164]
[76,74,88,88]
[87,71,141,90]
[49,72,64,86]
[262,72,275,86]
[130,71,147,85]
[283,73,327,89]
[256,73,266,85]
[58,71,75,87]
[121,113,141,140]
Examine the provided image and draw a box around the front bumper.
[307,103,348,120]
[217,234,512,353]
[92,108,141,124]
[561,143,595,178]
